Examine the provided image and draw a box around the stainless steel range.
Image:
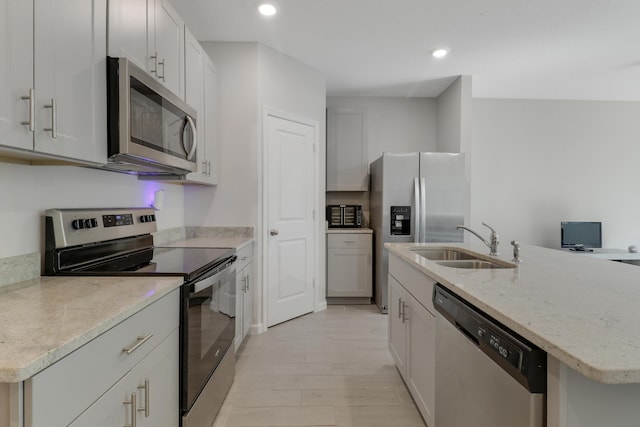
[44,208,237,427]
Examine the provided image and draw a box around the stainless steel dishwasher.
[432,284,547,427]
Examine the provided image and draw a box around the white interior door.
[266,115,316,327]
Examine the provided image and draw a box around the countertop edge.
[0,279,182,383]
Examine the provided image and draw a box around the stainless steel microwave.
[105,57,197,175]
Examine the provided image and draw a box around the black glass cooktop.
[69,246,234,282]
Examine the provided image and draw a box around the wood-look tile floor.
[213,304,427,427]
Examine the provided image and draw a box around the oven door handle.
[192,256,237,294]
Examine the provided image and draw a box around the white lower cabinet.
[326,232,372,301]
[24,289,179,427]
[388,252,437,427]
[235,242,254,351]
[69,328,179,427]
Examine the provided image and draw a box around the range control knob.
[83,219,93,229]
[71,219,83,230]
[149,214,156,222]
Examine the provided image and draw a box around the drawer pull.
[122,334,154,355]
[123,392,137,427]
[343,240,356,243]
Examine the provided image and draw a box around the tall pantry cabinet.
[0,0,107,164]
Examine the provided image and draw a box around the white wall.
[186,42,326,330]
[0,162,184,258]
[471,98,640,249]
[327,96,437,164]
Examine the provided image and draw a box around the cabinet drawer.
[25,289,179,427]
[327,233,371,249]
[235,242,254,272]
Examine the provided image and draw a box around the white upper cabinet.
[0,0,107,165]
[326,108,369,191]
[182,28,217,185]
[34,0,107,163]
[149,0,184,98]
[108,0,184,99]
[0,0,34,151]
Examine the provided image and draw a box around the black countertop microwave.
[327,205,363,228]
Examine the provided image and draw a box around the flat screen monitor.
[561,222,602,249]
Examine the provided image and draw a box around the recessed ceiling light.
[258,3,278,16]
[432,48,449,58]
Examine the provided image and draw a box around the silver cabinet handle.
[122,333,153,355]
[270,229,279,236]
[343,240,355,244]
[398,298,403,319]
[207,160,212,177]
[149,53,158,75]
[241,276,247,292]
[245,273,250,291]
[184,115,197,160]
[157,59,165,82]
[241,256,248,261]
[43,98,57,138]
[402,302,409,323]
[21,88,35,131]
[123,392,137,427]
[202,160,208,175]
[137,379,150,418]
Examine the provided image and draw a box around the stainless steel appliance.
[369,152,465,312]
[105,57,197,176]
[327,204,363,228]
[43,208,236,427]
[433,284,546,427]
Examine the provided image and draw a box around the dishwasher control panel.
[477,325,523,371]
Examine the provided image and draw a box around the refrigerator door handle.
[414,177,420,243]
[420,177,427,242]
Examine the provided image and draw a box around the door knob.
[270,229,279,236]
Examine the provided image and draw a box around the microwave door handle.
[184,115,197,161]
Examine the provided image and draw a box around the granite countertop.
[0,276,182,383]
[386,242,640,384]
[161,236,254,250]
[326,227,373,234]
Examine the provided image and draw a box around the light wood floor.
[213,304,426,427]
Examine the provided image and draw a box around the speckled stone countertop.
[0,276,182,383]
[155,226,254,250]
[386,242,640,384]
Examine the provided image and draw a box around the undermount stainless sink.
[409,247,516,269]
[410,248,478,261]
[435,259,512,269]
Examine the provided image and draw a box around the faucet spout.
[456,222,500,256]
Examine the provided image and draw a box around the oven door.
[181,260,236,413]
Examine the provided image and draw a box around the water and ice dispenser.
[390,206,411,235]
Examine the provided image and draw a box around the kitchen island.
[386,242,640,427]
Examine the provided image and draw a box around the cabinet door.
[326,108,368,191]
[69,329,179,427]
[183,28,206,182]
[406,294,436,427]
[107,0,149,70]
[201,57,218,184]
[153,0,184,98]
[388,275,407,379]
[0,0,34,151]
[34,0,107,164]
[327,247,372,297]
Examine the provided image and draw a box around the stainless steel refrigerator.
[370,152,466,313]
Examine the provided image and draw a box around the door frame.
[261,107,324,331]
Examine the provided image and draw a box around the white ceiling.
[172,0,640,100]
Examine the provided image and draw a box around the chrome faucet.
[457,222,499,256]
